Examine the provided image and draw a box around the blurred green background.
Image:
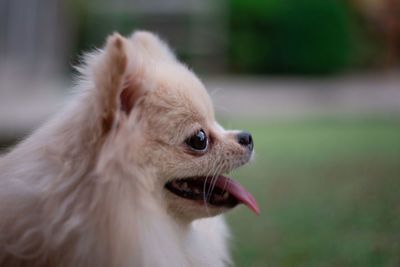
[71,0,392,75]
[1,0,399,266]
[226,118,400,266]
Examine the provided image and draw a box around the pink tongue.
[211,175,260,215]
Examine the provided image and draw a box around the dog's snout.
[237,131,253,151]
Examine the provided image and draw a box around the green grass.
[223,118,400,267]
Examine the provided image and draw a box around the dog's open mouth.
[165,175,259,215]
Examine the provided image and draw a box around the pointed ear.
[92,32,129,132]
[119,74,147,116]
[130,31,176,62]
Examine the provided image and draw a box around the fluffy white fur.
[0,31,253,267]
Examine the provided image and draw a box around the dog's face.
[99,32,258,222]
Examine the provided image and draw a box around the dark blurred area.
[1,0,399,266]
[1,0,399,77]
[70,0,400,74]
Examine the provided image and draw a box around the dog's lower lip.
[165,176,259,215]
[165,177,238,207]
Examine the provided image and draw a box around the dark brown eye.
[186,130,208,151]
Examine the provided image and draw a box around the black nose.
[237,131,253,151]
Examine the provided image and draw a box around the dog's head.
[92,31,258,222]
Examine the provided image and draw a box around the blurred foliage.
[70,1,142,61]
[70,0,380,75]
[228,0,368,74]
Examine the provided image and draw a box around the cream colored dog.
[0,31,258,267]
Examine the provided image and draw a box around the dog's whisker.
[205,161,218,197]
[222,160,233,191]
[203,158,218,215]
[204,157,221,206]
[205,159,218,202]
[207,157,224,203]
[210,162,225,198]
[208,87,223,98]
[213,104,230,113]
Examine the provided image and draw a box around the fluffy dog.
[0,31,258,267]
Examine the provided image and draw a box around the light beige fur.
[0,31,253,267]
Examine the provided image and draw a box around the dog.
[0,31,258,267]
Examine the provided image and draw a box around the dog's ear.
[92,32,129,132]
[130,31,176,62]
[92,32,151,133]
[118,31,175,116]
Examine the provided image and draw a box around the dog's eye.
[186,130,208,151]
